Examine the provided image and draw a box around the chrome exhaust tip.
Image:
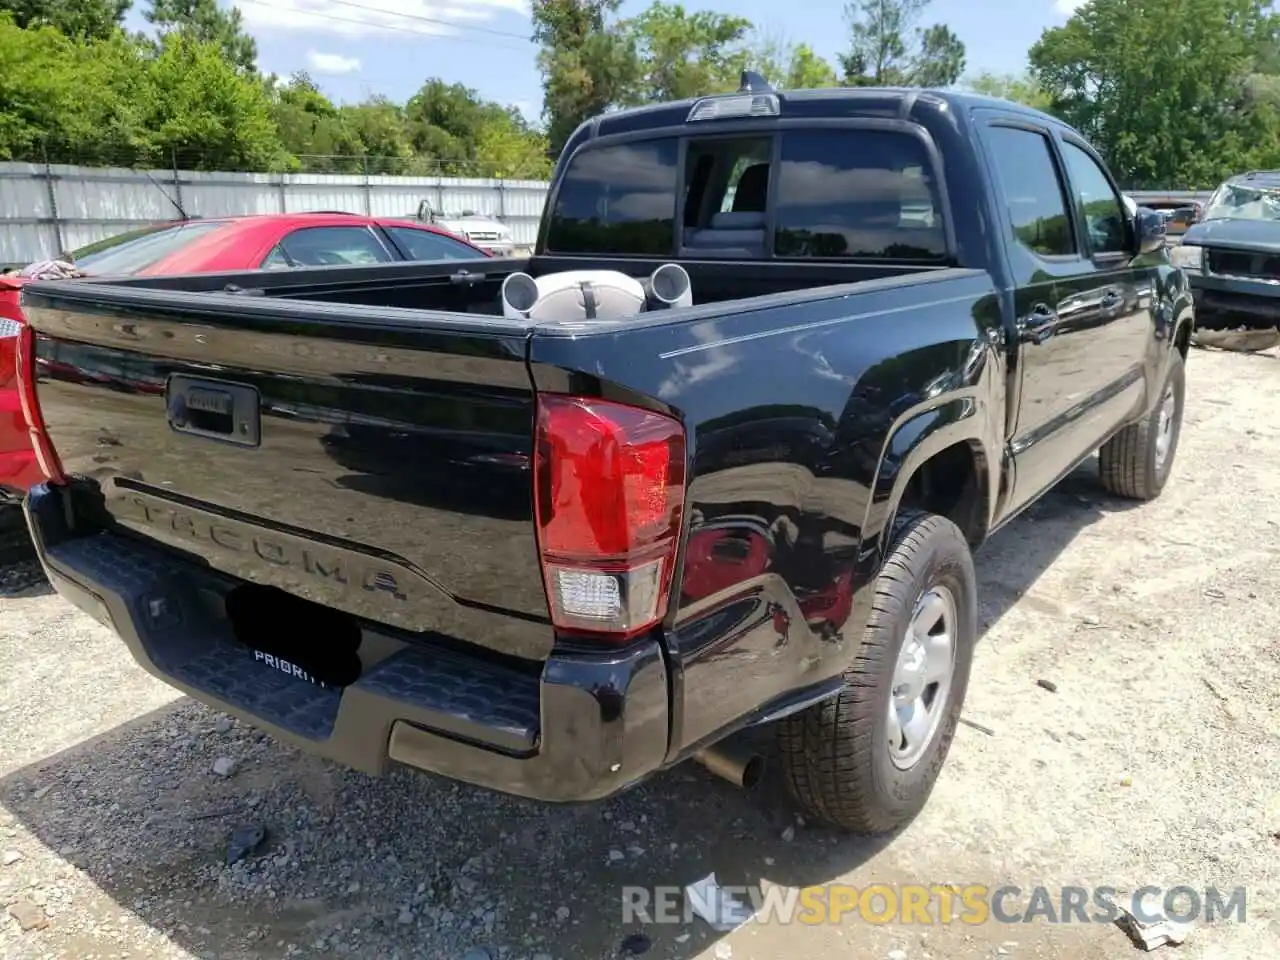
[693,737,766,791]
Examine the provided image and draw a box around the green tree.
[0,14,149,163]
[340,96,412,174]
[0,13,286,170]
[402,78,550,177]
[747,31,839,89]
[839,0,965,87]
[1030,0,1280,187]
[530,0,639,158]
[144,0,257,73]
[141,30,286,170]
[270,71,364,171]
[0,0,129,39]
[474,108,553,179]
[964,70,1053,110]
[403,78,487,172]
[624,2,753,101]
[784,43,840,89]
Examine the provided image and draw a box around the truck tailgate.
[21,285,554,662]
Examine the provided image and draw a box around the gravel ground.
[2,346,1279,960]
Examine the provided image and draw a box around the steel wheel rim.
[1155,383,1176,469]
[888,585,958,770]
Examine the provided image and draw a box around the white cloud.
[1053,0,1086,14]
[235,0,528,40]
[307,50,362,73]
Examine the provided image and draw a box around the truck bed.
[92,253,948,311]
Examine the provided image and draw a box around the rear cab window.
[544,121,948,262]
[544,140,680,255]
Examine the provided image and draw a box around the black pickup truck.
[16,77,1191,834]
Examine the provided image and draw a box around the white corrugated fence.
[0,161,552,265]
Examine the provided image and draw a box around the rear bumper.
[24,483,671,802]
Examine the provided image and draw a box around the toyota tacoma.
[15,77,1192,833]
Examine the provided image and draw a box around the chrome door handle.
[1018,302,1058,344]
[1100,289,1123,310]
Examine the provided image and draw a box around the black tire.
[1098,349,1185,500]
[778,509,977,835]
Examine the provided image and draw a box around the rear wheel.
[1098,349,1185,500]
[778,509,977,834]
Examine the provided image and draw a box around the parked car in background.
[59,211,491,277]
[1143,200,1201,236]
[412,200,517,257]
[0,213,491,503]
[1172,170,1280,351]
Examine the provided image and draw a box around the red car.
[0,213,491,499]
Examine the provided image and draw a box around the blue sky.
[144,0,1087,124]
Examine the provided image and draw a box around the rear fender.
[1146,272,1194,413]
[863,396,998,564]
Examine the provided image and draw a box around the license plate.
[250,648,335,689]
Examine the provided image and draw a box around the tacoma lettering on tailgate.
[113,493,408,602]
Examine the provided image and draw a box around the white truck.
[413,201,517,257]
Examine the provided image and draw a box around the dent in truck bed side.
[527,268,1006,760]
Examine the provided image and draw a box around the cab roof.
[1224,169,1280,188]
[577,79,1066,144]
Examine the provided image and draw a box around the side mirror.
[1134,208,1166,255]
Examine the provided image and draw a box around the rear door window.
[544,139,679,255]
[773,129,946,260]
[384,226,482,261]
[984,126,1076,257]
[275,226,394,267]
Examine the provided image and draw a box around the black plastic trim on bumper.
[1191,285,1280,328]
[23,483,671,802]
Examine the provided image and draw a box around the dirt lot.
[2,347,1279,960]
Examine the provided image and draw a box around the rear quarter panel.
[527,268,1006,758]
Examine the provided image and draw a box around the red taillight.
[14,323,64,484]
[0,317,18,391]
[534,394,686,640]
